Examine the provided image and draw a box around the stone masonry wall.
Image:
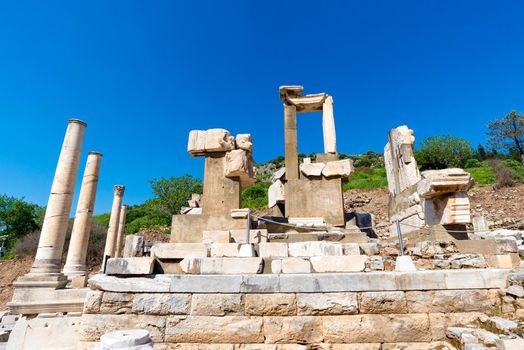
[81,288,506,348]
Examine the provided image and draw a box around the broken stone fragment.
[299,162,325,177]
[268,179,285,208]
[187,129,235,156]
[235,134,253,152]
[224,149,256,188]
[271,167,286,182]
[322,159,354,178]
[418,168,473,198]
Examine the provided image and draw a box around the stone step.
[180,257,263,274]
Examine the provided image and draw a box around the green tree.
[477,144,487,160]
[487,110,524,166]
[147,175,203,219]
[0,195,43,238]
[415,135,475,170]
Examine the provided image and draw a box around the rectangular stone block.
[405,290,500,313]
[132,293,191,315]
[202,230,231,244]
[105,257,155,275]
[310,256,367,272]
[259,243,289,258]
[322,314,431,343]
[245,294,296,316]
[171,213,246,243]
[165,316,263,343]
[170,275,243,293]
[89,274,171,293]
[191,294,244,316]
[445,269,509,289]
[263,316,323,344]
[281,258,311,273]
[297,293,358,315]
[359,291,407,314]
[210,243,240,257]
[241,275,280,293]
[279,273,397,293]
[151,243,208,259]
[342,243,361,255]
[80,314,166,342]
[230,229,268,243]
[201,257,263,274]
[288,241,343,257]
[395,270,447,290]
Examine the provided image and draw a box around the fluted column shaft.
[31,119,86,275]
[115,205,127,257]
[103,185,125,258]
[63,152,102,277]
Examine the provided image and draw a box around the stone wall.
[79,269,514,348]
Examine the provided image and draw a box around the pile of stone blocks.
[385,125,474,235]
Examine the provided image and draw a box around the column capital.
[113,185,125,197]
[88,151,103,157]
[68,118,87,127]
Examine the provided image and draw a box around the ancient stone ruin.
[4,88,524,349]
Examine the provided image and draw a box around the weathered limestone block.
[496,239,518,253]
[224,149,256,188]
[180,258,201,274]
[297,293,358,315]
[105,257,154,275]
[281,258,311,273]
[268,180,285,208]
[98,329,153,350]
[417,168,473,198]
[342,243,360,255]
[100,292,133,314]
[204,129,235,153]
[310,256,367,272]
[322,159,354,178]
[235,133,253,152]
[245,294,297,316]
[202,230,231,244]
[359,242,380,255]
[230,229,268,243]
[384,125,419,196]
[132,293,190,315]
[406,289,500,313]
[187,130,207,156]
[210,243,240,257]
[331,345,381,350]
[80,314,166,342]
[231,208,250,218]
[151,243,208,259]
[381,342,456,350]
[359,291,408,314]
[190,294,244,316]
[300,162,325,177]
[88,274,171,293]
[323,314,431,343]
[425,191,471,225]
[259,243,289,258]
[200,257,263,274]
[263,316,323,344]
[428,312,484,340]
[123,235,144,257]
[165,316,264,343]
[83,290,103,314]
[288,242,343,257]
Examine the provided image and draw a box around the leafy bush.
[241,182,270,210]
[415,135,475,170]
[465,159,482,168]
[343,168,388,191]
[148,175,203,219]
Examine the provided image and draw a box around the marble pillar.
[63,152,102,278]
[115,204,128,257]
[322,95,337,154]
[284,104,298,180]
[26,119,86,286]
[103,185,125,259]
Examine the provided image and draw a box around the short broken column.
[22,119,86,287]
[63,151,102,280]
[322,95,337,154]
[115,204,128,258]
[103,185,125,259]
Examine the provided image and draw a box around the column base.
[13,272,68,289]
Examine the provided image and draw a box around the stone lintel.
[88,269,510,294]
[279,85,304,100]
[286,93,328,112]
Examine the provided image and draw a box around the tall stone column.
[23,119,86,287]
[115,204,128,257]
[284,104,298,180]
[63,152,102,278]
[322,96,337,154]
[103,185,125,259]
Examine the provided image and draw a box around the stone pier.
[115,205,128,258]
[16,119,86,288]
[103,185,126,259]
[63,151,103,280]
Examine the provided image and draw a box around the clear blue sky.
[1,1,523,213]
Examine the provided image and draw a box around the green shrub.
[241,182,270,210]
[466,166,495,185]
[343,168,388,191]
[465,159,482,168]
[415,135,475,170]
